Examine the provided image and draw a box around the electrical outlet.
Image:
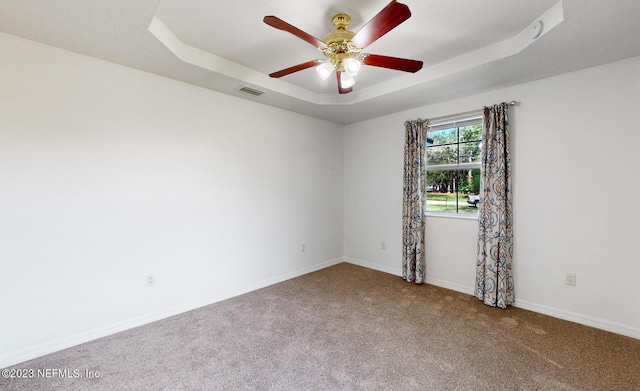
[380,241,386,250]
[301,243,306,253]
[565,272,576,286]
[146,273,156,287]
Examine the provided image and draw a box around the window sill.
[426,212,478,221]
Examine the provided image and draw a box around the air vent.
[237,85,264,97]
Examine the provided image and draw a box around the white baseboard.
[424,276,475,296]
[4,256,637,368]
[344,257,475,296]
[345,257,639,340]
[0,257,344,369]
[344,257,402,277]
[514,299,640,340]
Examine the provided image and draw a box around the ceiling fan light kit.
[340,72,356,88]
[316,62,335,80]
[343,57,362,75]
[264,0,423,94]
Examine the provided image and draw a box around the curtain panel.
[475,103,514,308]
[402,119,428,284]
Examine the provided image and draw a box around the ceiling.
[1,0,639,124]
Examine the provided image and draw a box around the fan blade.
[264,16,328,50]
[363,54,423,73]
[269,60,323,78]
[336,71,353,94]
[351,1,411,49]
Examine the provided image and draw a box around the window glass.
[426,120,482,215]
[426,145,459,166]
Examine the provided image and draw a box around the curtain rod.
[427,101,518,127]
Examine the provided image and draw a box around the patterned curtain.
[402,119,428,284]
[475,103,514,308]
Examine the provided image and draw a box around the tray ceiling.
[1,0,639,124]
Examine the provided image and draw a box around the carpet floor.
[2,263,639,390]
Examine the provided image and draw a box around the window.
[426,116,482,215]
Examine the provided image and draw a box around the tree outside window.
[426,120,482,215]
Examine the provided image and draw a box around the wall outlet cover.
[565,272,576,286]
[146,274,156,287]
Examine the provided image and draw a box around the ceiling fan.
[264,0,423,94]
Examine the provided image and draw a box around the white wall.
[344,55,640,339]
[0,33,344,367]
[2,31,639,369]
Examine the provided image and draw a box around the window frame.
[425,113,483,218]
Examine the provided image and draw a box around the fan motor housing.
[322,13,355,45]
[321,13,362,71]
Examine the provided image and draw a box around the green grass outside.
[426,192,478,214]
[426,192,461,202]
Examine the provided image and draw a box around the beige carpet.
[2,263,639,390]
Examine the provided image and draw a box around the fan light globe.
[316,62,334,80]
[340,72,355,88]
[343,57,361,76]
